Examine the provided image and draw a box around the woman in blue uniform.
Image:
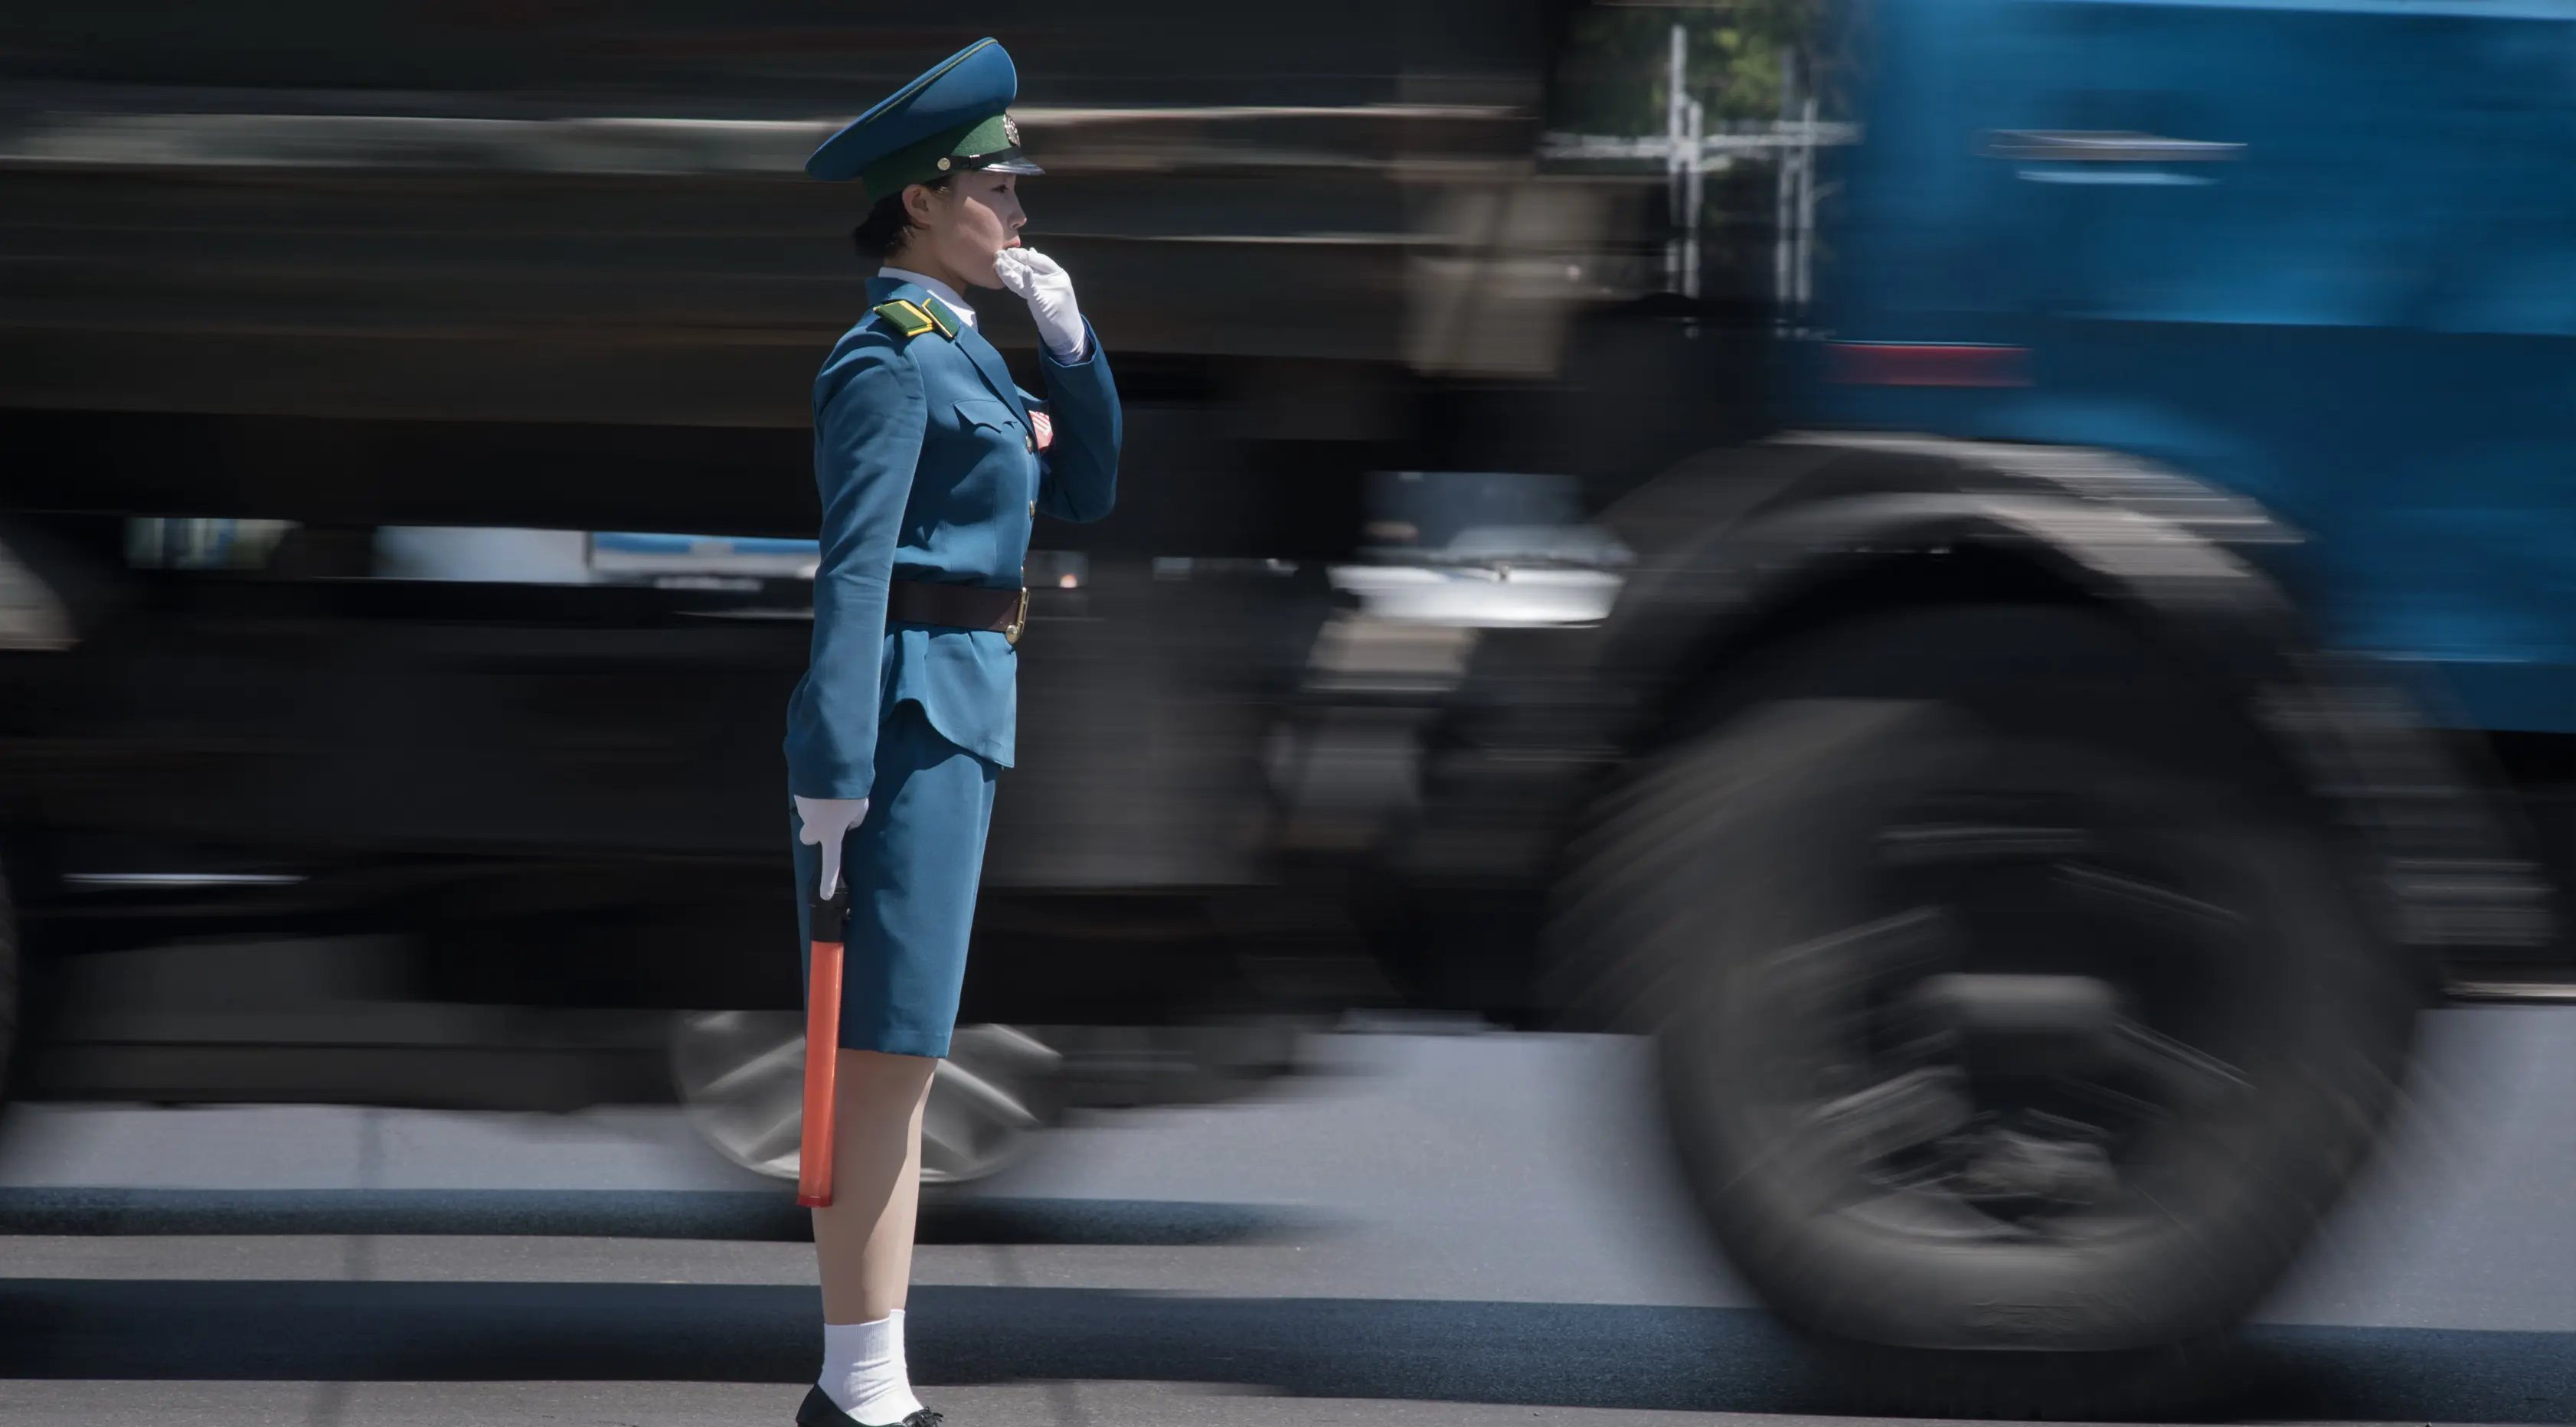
[784,38,1120,1427]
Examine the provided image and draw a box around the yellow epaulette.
[871,298,959,341]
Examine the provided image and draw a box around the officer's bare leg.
[813,1047,938,1322]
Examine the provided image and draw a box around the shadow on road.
[0,1189,1302,1246]
[7,1278,2576,1422]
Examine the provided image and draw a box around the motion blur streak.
[3,1,2576,1419]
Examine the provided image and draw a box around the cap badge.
[1002,115,1022,148]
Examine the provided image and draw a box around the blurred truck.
[3,0,2574,1412]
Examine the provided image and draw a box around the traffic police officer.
[783,37,1119,1427]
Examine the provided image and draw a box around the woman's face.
[902,171,1026,289]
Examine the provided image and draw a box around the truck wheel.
[672,1012,1061,1187]
[1556,605,2417,1416]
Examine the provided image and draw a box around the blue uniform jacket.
[784,276,1120,798]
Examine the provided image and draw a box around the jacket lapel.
[949,318,1034,427]
[870,278,1031,426]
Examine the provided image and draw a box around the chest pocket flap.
[954,399,1022,433]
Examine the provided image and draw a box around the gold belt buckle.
[1004,587,1029,646]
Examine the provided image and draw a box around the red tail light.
[1826,343,2032,387]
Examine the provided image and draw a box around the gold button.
[1027,500,1036,517]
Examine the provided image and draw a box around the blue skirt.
[790,700,999,1059]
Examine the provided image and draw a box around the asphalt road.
[4,1011,2576,1425]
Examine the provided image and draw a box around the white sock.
[821,1311,925,1425]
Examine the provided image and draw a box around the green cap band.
[858,113,1022,201]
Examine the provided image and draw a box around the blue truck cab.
[1531,2,2576,1410]
[1816,0,2576,731]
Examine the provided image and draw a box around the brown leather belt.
[888,579,1030,645]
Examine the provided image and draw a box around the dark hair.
[848,177,951,263]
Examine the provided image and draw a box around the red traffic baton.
[796,879,852,1208]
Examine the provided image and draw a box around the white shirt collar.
[877,267,976,328]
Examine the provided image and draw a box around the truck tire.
[1556,605,2417,1416]
[672,1012,1060,1187]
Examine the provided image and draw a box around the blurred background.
[0,0,1832,1164]
[9,2,2576,1422]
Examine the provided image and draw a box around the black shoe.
[796,1384,943,1427]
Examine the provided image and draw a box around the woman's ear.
[901,182,944,230]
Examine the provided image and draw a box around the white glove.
[793,795,868,900]
[992,247,1087,362]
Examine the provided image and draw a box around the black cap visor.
[963,147,1044,177]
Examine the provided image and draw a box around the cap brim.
[804,38,1016,182]
[982,156,1045,175]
